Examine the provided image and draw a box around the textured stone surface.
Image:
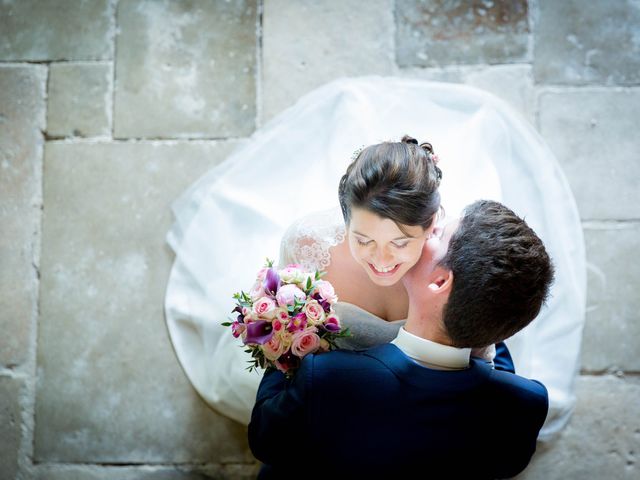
[401,64,535,124]
[262,0,394,121]
[0,65,46,368]
[538,90,640,220]
[396,0,529,68]
[580,225,640,372]
[47,63,112,138]
[35,464,261,480]
[518,375,640,479]
[35,141,253,463]
[534,0,640,85]
[0,376,24,480]
[114,0,256,138]
[0,0,114,61]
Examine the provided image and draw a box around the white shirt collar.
[391,327,471,370]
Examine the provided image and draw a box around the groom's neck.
[404,302,453,346]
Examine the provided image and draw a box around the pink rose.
[315,280,338,303]
[291,329,320,357]
[276,284,306,307]
[253,296,277,319]
[275,308,289,323]
[262,334,286,361]
[304,300,325,323]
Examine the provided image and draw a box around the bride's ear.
[428,267,453,295]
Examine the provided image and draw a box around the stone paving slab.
[396,0,529,68]
[538,89,640,220]
[581,224,640,373]
[0,375,24,480]
[35,464,260,480]
[35,141,253,463]
[114,0,256,139]
[0,0,114,61]
[0,65,46,368]
[47,63,112,138]
[261,0,394,121]
[518,375,640,479]
[534,0,640,85]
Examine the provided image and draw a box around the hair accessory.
[350,145,365,161]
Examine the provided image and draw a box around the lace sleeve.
[277,208,346,271]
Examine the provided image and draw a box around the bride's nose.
[373,245,394,265]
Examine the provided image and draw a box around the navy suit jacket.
[248,342,548,479]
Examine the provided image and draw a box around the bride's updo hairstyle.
[338,135,443,233]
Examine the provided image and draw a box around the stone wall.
[0,1,638,478]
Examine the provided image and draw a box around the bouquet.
[223,259,350,377]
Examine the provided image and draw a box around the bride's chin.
[367,271,401,286]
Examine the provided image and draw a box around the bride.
[164,76,585,441]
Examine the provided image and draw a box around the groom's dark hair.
[440,200,554,348]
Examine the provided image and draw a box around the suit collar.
[391,327,471,370]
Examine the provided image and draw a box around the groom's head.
[404,200,554,348]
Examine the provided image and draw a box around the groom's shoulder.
[487,364,549,411]
[307,344,394,373]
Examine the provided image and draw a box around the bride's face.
[347,207,433,287]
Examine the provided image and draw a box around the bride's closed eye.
[356,239,372,246]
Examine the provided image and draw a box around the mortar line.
[110,0,119,140]
[32,461,259,467]
[0,60,117,66]
[18,62,51,480]
[44,137,243,144]
[255,0,264,130]
[580,370,640,376]
[528,0,538,65]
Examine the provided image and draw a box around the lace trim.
[278,207,346,272]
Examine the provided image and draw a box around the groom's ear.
[427,267,453,295]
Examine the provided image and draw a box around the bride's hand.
[471,344,496,363]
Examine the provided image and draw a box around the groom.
[248,200,554,479]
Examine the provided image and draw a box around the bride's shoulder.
[278,206,346,271]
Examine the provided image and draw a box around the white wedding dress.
[164,76,586,441]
